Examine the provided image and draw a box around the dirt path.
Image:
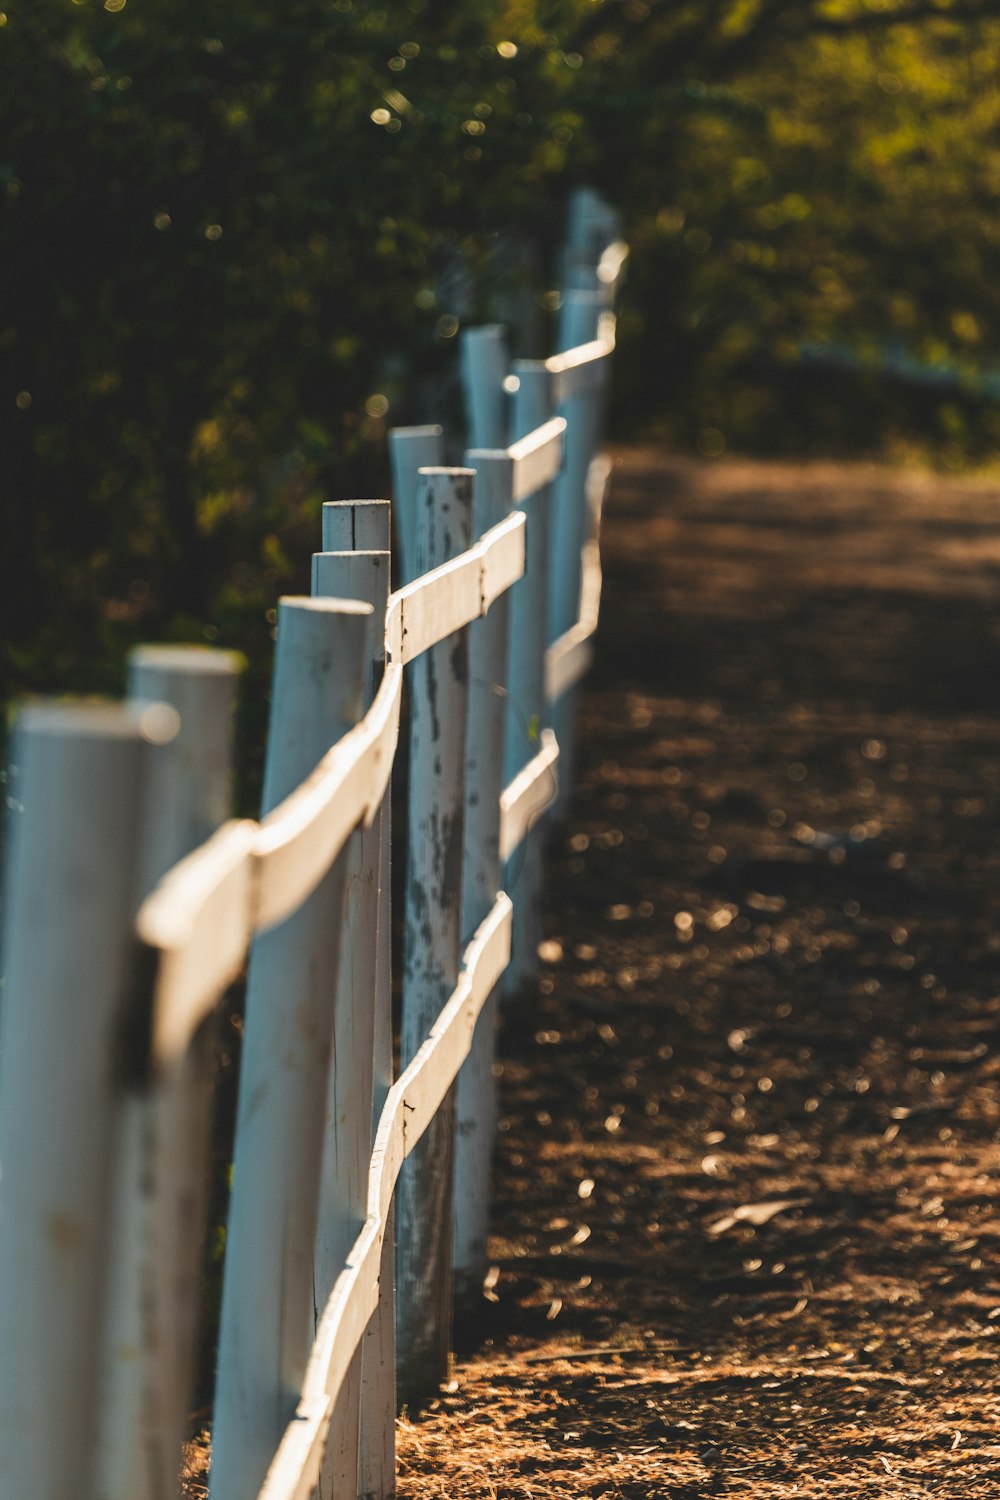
[396,449,1000,1498]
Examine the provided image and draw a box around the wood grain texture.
[0,704,159,1500]
[454,449,514,1309]
[311,542,392,1498]
[396,467,474,1408]
[258,895,512,1500]
[502,366,558,1000]
[210,600,369,1500]
[384,508,525,665]
[95,648,240,1500]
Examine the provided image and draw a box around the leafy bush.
[4,2,1000,751]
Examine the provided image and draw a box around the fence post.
[388,425,444,586]
[551,289,603,638]
[452,450,514,1317]
[0,701,173,1500]
[396,467,475,1408]
[461,324,510,450]
[94,648,242,1500]
[563,187,618,290]
[313,506,395,1499]
[548,291,605,823]
[500,364,558,1002]
[209,598,371,1500]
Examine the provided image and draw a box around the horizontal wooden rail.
[137,665,403,1067]
[545,535,603,704]
[254,663,402,930]
[508,417,566,503]
[258,893,514,1500]
[597,239,629,289]
[546,324,616,403]
[385,510,525,665]
[136,820,258,1066]
[498,729,560,863]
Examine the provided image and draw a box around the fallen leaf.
[706,1198,810,1236]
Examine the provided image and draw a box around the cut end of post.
[277,595,374,618]
[127,644,246,676]
[13,698,179,746]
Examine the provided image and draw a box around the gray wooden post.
[0,702,171,1500]
[313,507,393,1498]
[452,451,513,1314]
[551,290,604,643]
[209,598,371,1500]
[549,292,605,824]
[388,425,444,586]
[320,501,397,1500]
[94,648,242,1500]
[396,467,474,1407]
[461,324,510,449]
[503,365,558,999]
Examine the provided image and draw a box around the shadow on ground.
[397,449,1000,1498]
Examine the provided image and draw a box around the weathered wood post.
[461,324,510,450]
[0,701,174,1500]
[549,291,605,823]
[503,364,558,999]
[452,451,514,1316]
[552,289,604,642]
[94,647,242,1500]
[314,499,394,1498]
[388,425,444,586]
[209,598,371,1500]
[396,467,475,1408]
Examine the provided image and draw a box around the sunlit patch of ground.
[397,450,1000,1498]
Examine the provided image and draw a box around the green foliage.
[585,2,1000,462]
[4,0,1000,754]
[0,0,582,733]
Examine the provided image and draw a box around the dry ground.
[396,450,1000,1498]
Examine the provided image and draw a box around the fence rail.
[0,188,625,1500]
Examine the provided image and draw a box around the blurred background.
[4,0,1000,788]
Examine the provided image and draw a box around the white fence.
[0,191,625,1500]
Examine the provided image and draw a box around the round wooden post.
[210,598,370,1500]
[93,647,242,1500]
[396,467,475,1408]
[0,702,171,1500]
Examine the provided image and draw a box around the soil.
[395,449,1000,1498]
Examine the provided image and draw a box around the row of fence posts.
[0,188,624,1500]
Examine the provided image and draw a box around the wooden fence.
[0,190,625,1500]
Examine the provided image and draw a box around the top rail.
[136,506,529,1069]
[384,509,525,665]
[507,416,566,502]
[545,325,616,403]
